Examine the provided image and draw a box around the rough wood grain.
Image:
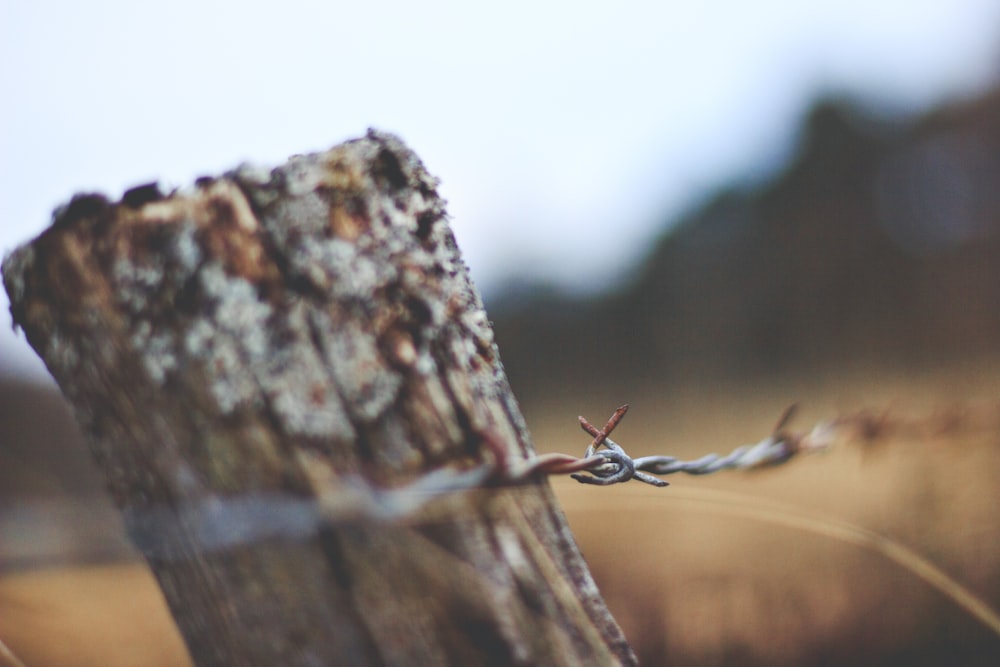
[2,130,636,666]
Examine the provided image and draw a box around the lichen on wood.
[2,130,636,666]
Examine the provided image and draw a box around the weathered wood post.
[2,131,636,666]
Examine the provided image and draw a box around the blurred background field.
[494,83,1000,665]
[538,368,1000,666]
[4,2,1000,665]
[4,364,1000,666]
[5,88,1000,663]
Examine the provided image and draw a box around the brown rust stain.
[328,204,367,241]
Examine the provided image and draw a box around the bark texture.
[2,130,636,666]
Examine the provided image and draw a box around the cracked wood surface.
[2,130,636,666]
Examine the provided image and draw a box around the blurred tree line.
[491,87,1000,400]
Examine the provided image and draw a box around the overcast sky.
[3,0,1000,379]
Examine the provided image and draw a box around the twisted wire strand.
[0,405,838,565]
[113,407,825,559]
[7,404,989,566]
[564,404,836,487]
[633,436,792,475]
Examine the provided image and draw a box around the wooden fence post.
[2,130,636,666]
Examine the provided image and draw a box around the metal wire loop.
[564,404,831,487]
[570,441,638,486]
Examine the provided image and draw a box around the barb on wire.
[118,405,840,558]
[565,403,835,487]
[6,403,994,567]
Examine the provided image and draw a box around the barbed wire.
[484,403,836,488]
[120,404,845,557]
[563,404,837,486]
[4,404,833,563]
[3,402,996,565]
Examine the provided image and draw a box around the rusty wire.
[487,403,836,488]
[5,402,994,565]
[0,402,905,565]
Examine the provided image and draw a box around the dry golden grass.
[1,362,999,665]
[0,564,190,667]
[530,362,1000,665]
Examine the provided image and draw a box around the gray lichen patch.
[172,221,203,273]
[131,319,178,385]
[1,244,35,313]
[460,307,494,351]
[292,237,396,298]
[44,327,82,375]
[113,255,168,315]
[200,263,271,356]
[102,219,203,385]
[183,262,273,413]
[256,302,354,440]
[185,318,258,414]
[247,134,447,303]
[311,311,401,423]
